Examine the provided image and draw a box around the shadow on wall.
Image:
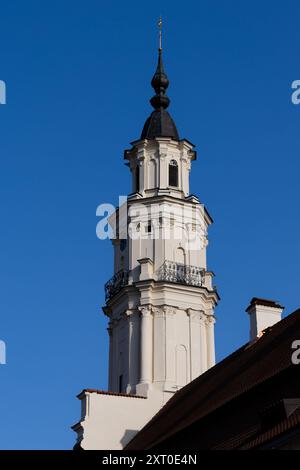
[120,429,139,448]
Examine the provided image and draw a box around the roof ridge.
[78,389,147,399]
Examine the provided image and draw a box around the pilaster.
[136,305,153,396]
[206,315,216,368]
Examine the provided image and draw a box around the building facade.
[73,45,219,450]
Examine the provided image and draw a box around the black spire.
[149,48,170,110]
[141,42,179,140]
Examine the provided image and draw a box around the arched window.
[169,160,178,187]
[135,165,140,192]
[176,247,185,264]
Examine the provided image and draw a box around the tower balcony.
[105,262,210,302]
[105,270,129,302]
[157,260,205,288]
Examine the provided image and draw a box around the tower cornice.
[124,138,196,161]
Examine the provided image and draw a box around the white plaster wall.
[76,392,163,450]
[110,315,133,393]
[127,197,208,278]
[125,138,196,198]
[103,135,217,426]
[77,131,219,451]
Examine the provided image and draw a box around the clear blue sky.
[1,0,300,449]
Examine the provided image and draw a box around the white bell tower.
[103,46,219,403]
[73,33,219,450]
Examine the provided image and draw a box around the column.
[206,315,216,368]
[199,312,207,373]
[139,156,145,194]
[159,152,167,188]
[112,319,119,392]
[138,305,153,387]
[188,309,202,380]
[107,322,114,390]
[126,310,139,393]
[164,306,176,389]
[153,306,166,384]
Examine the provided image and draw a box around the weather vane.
[158,16,162,50]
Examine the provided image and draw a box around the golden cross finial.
[158,16,162,50]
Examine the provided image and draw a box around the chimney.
[246,297,284,341]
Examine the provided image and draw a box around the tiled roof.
[126,308,300,450]
[241,409,300,449]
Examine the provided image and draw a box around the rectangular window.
[169,160,178,187]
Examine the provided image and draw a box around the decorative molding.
[206,315,216,325]
[159,152,167,159]
[199,311,206,322]
[138,305,152,317]
[152,306,163,317]
[140,305,178,318]
[125,309,139,320]
[136,151,145,162]
[162,306,176,317]
[187,309,202,323]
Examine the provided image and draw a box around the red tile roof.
[126,308,300,450]
[241,410,300,449]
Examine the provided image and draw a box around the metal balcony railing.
[105,270,129,301]
[158,260,205,287]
